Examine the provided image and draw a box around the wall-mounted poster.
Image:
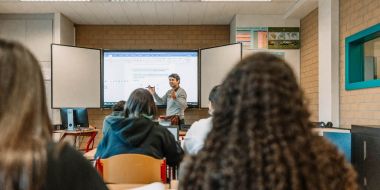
[236,27,268,49]
[268,27,300,49]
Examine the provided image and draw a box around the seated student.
[182,85,220,155]
[179,53,358,190]
[0,39,107,190]
[102,100,126,135]
[95,88,183,166]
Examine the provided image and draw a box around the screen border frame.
[101,49,200,108]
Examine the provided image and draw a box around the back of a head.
[0,39,51,189]
[208,85,221,107]
[180,52,357,190]
[113,100,126,112]
[126,88,157,118]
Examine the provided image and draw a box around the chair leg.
[85,132,97,152]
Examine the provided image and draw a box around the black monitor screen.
[60,108,89,129]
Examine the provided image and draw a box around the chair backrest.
[99,154,164,184]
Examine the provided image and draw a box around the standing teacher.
[148,73,187,124]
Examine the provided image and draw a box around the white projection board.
[52,44,101,108]
[200,43,242,108]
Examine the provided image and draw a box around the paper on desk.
[130,182,165,190]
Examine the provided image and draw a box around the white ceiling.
[0,0,304,25]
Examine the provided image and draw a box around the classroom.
[0,0,379,189]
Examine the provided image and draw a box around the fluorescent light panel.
[110,0,179,1]
[20,0,90,1]
[202,0,270,1]
[110,0,269,1]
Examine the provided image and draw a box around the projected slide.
[103,51,198,107]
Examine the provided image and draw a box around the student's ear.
[208,102,214,115]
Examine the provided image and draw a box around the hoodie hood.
[109,117,154,147]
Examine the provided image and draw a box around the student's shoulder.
[191,117,212,127]
[47,142,84,161]
[153,124,169,133]
[178,87,187,94]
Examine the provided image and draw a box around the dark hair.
[179,52,358,190]
[208,85,221,107]
[126,88,157,118]
[0,39,52,189]
[169,73,180,81]
[112,100,126,112]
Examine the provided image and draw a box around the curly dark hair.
[179,52,358,190]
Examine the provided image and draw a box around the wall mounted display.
[345,23,380,90]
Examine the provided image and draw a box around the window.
[345,23,380,90]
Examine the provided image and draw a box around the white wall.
[230,15,237,43]
[0,13,75,125]
[54,13,75,46]
[235,15,299,28]
[51,13,76,125]
[318,0,340,126]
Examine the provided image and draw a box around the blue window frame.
[345,23,380,90]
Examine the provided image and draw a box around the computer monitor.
[166,126,179,141]
[60,108,89,130]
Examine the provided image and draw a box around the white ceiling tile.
[0,1,299,25]
[52,3,85,24]
[138,3,158,25]
[84,3,116,25]
[172,2,190,25]
[187,2,207,25]
[0,2,20,13]
[202,3,226,24]
[155,2,173,25]
[67,3,93,24]
[103,3,130,24]
[120,3,144,25]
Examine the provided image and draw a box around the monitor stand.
[67,109,75,131]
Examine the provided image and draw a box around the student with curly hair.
[179,52,358,190]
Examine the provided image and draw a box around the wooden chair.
[96,154,166,184]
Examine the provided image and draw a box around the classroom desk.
[53,128,98,152]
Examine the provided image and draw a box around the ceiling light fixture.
[110,0,180,2]
[202,0,271,1]
[20,0,90,2]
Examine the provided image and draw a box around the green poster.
[268,27,300,49]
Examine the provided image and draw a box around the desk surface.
[53,128,98,134]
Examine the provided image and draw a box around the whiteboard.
[200,43,242,108]
[52,44,101,108]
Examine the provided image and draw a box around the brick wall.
[300,8,319,122]
[339,0,380,128]
[75,25,229,145]
[76,25,230,50]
